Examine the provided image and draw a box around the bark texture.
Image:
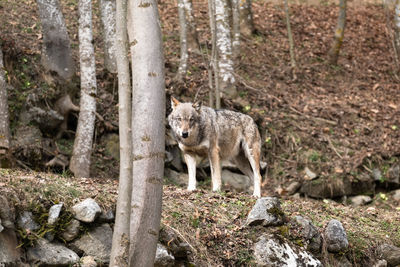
[0,49,11,152]
[70,0,97,178]
[100,0,117,73]
[208,0,220,108]
[394,0,400,67]
[184,0,199,52]
[232,0,240,59]
[177,0,189,81]
[239,0,255,37]
[109,0,132,265]
[328,0,347,65]
[284,0,296,68]
[127,0,165,266]
[36,0,75,80]
[215,0,237,98]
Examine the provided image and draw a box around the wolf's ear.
[192,101,202,112]
[171,96,180,110]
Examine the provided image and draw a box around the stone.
[373,259,387,267]
[372,168,383,181]
[17,211,40,232]
[293,216,321,252]
[222,169,251,193]
[0,229,23,265]
[61,219,80,242]
[304,167,318,180]
[246,197,284,226]
[377,243,400,267]
[72,198,101,223]
[348,195,372,206]
[81,256,98,267]
[351,173,376,196]
[325,219,349,253]
[27,238,79,266]
[159,227,191,259]
[167,145,184,172]
[165,168,188,187]
[48,203,63,225]
[154,243,175,267]
[393,189,400,201]
[286,181,301,195]
[0,195,15,229]
[99,209,114,222]
[387,165,400,185]
[71,223,112,264]
[254,234,322,266]
[301,176,352,199]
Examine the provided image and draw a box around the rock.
[286,181,301,195]
[0,229,23,265]
[348,195,372,206]
[159,227,191,259]
[167,145,184,172]
[0,195,15,229]
[27,238,79,266]
[71,223,112,264]
[377,243,400,267]
[372,168,383,181]
[304,167,318,180]
[301,176,352,199]
[393,189,400,201]
[387,165,400,186]
[44,232,55,242]
[292,216,321,252]
[222,169,251,193]
[99,209,114,222]
[324,219,349,253]
[81,255,98,267]
[246,197,284,226]
[61,219,80,242]
[254,234,322,266]
[48,203,63,225]
[154,243,175,267]
[165,168,188,187]
[72,198,101,223]
[373,259,387,267]
[17,211,40,232]
[351,173,376,196]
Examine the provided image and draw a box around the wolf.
[168,96,262,197]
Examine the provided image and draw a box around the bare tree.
[70,0,97,178]
[208,0,218,108]
[100,0,117,73]
[231,0,240,59]
[284,0,296,68]
[109,0,132,264]
[0,49,11,156]
[36,0,75,81]
[127,0,165,265]
[239,0,255,37]
[215,0,237,98]
[184,0,199,52]
[176,0,189,81]
[392,0,400,69]
[328,0,347,65]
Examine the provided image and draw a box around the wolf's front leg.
[209,147,222,192]
[184,153,197,191]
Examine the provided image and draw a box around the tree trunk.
[215,0,237,98]
[231,0,240,59]
[127,0,165,266]
[239,0,255,37]
[100,0,118,73]
[109,0,132,265]
[177,0,189,81]
[328,0,347,65]
[208,0,220,108]
[184,0,199,52]
[284,0,296,68]
[70,0,97,178]
[0,49,11,154]
[393,0,400,69]
[36,0,75,80]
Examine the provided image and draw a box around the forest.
[0,0,400,266]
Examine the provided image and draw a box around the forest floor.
[1,0,400,265]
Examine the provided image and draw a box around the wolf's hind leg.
[184,153,197,191]
[243,141,262,198]
[209,146,222,192]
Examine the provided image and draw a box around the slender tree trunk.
[393,0,400,69]
[184,0,199,52]
[100,0,117,73]
[70,0,97,178]
[109,0,132,265]
[215,0,237,98]
[0,49,11,155]
[36,0,75,80]
[177,0,189,81]
[231,0,240,59]
[239,0,255,37]
[127,0,165,266]
[208,0,220,108]
[284,0,296,68]
[328,0,347,65]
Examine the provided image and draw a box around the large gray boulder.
[222,169,251,193]
[324,219,349,253]
[27,238,79,266]
[377,243,400,267]
[17,211,40,232]
[301,176,352,199]
[72,198,101,223]
[246,197,284,226]
[0,195,15,229]
[0,229,23,265]
[70,223,112,264]
[61,219,80,242]
[154,243,175,267]
[254,234,322,266]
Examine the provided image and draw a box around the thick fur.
[168,97,262,197]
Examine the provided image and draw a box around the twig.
[325,136,342,159]
[164,223,197,254]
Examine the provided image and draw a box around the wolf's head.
[168,96,202,144]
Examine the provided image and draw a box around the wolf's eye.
[176,116,182,121]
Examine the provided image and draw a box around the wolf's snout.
[182,132,189,138]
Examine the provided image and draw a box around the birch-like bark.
[208,0,220,108]
[239,0,255,37]
[36,0,75,80]
[184,0,199,52]
[232,0,240,59]
[0,49,11,153]
[284,0,296,68]
[393,0,400,68]
[328,0,347,65]
[177,0,189,81]
[100,0,117,73]
[70,0,97,178]
[127,0,165,265]
[109,0,132,265]
[215,0,237,98]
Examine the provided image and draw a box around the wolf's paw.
[187,186,197,192]
[253,191,261,198]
